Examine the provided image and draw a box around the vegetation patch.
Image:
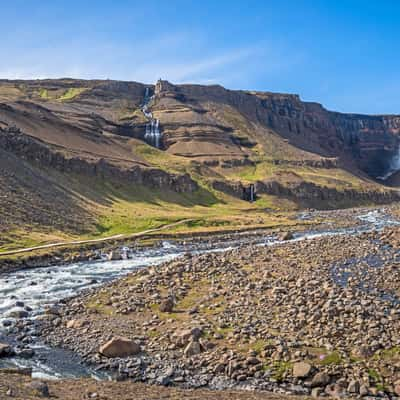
[58,87,87,101]
[270,361,293,382]
[319,351,343,366]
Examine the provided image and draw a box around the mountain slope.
[0,78,399,250]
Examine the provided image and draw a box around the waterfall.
[392,146,400,171]
[142,87,162,149]
[250,184,255,202]
[378,145,400,180]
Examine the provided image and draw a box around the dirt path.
[0,219,193,257]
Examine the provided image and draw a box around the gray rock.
[311,371,331,387]
[28,381,49,397]
[0,343,13,357]
[292,362,312,378]
[8,310,29,319]
[347,379,360,394]
[184,340,202,357]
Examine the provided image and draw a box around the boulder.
[45,305,61,316]
[107,251,122,261]
[0,343,13,357]
[66,319,87,329]
[347,379,360,394]
[292,362,312,378]
[359,384,369,396]
[173,327,202,347]
[99,337,141,358]
[311,371,331,387]
[27,381,49,398]
[183,340,202,357]
[394,380,400,396]
[280,231,294,241]
[311,388,323,398]
[325,383,345,398]
[8,310,29,318]
[159,298,174,313]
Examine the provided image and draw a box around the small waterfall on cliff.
[142,87,162,148]
[378,145,400,180]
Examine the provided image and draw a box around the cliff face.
[213,177,399,209]
[2,78,399,179]
[0,78,399,207]
[0,127,198,193]
[248,92,400,177]
[153,81,400,178]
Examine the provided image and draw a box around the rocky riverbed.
[33,218,400,398]
[0,206,399,398]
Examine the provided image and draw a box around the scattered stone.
[34,217,400,395]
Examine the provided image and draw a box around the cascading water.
[378,145,400,181]
[142,87,162,149]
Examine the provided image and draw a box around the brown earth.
[0,78,399,249]
[0,372,305,400]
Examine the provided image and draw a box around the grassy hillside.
[0,163,301,252]
[0,78,398,251]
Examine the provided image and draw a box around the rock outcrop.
[0,127,198,193]
[153,81,400,177]
[213,177,399,209]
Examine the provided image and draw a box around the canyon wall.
[156,81,400,177]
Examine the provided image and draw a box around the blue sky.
[1,0,400,114]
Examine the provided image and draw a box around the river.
[0,208,399,380]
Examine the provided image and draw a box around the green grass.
[58,87,87,101]
[251,339,268,354]
[379,347,400,359]
[319,351,342,365]
[368,369,382,382]
[119,109,147,123]
[134,143,191,174]
[38,88,50,99]
[0,161,312,253]
[368,368,386,391]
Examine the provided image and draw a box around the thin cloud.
[0,32,301,90]
[130,46,259,84]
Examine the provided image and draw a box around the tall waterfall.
[142,87,162,148]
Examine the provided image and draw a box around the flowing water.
[378,145,400,180]
[142,87,162,148]
[0,209,399,379]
